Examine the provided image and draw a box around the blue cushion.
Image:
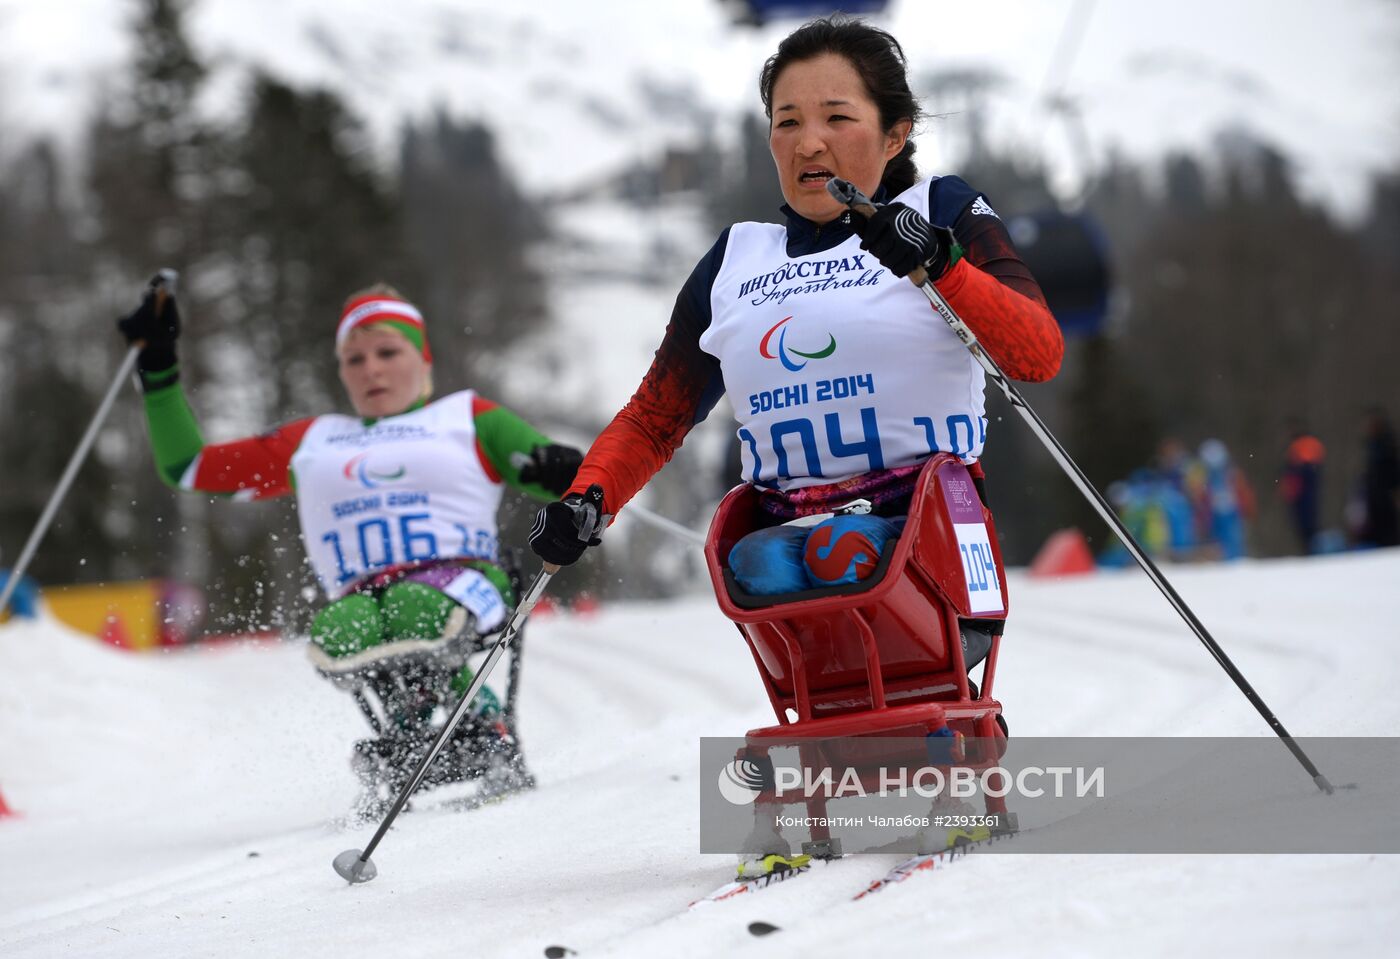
[728,526,810,596]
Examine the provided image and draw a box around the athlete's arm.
[142,379,312,499]
[930,178,1064,383]
[471,397,576,502]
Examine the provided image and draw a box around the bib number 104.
[952,521,1004,614]
[739,409,988,484]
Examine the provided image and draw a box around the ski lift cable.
[1037,0,1101,206]
[1039,0,1098,103]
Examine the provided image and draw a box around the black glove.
[116,271,181,387]
[517,444,585,497]
[850,202,957,280]
[529,484,608,567]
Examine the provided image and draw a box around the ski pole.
[622,502,707,547]
[509,449,706,547]
[333,562,560,884]
[0,272,177,619]
[827,177,1335,795]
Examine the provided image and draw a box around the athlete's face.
[768,53,911,224]
[337,325,431,418]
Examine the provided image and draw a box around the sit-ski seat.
[705,454,1014,833]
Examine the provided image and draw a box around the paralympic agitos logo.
[343,452,407,488]
[759,315,836,372]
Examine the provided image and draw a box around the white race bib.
[699,176,987,492]
[290,391,504,597]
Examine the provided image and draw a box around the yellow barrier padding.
[46,581,162,650]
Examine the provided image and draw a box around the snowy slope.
[2,549,1398,958]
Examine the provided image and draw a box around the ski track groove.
[1008,612,1319,735]
[0,819,340,941]
[1015,613,1208,678]
[527,624,742,724]
[526,643,677,727]
[1024,597,1333,672]
[549,620,757,713]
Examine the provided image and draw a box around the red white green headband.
[336,295,432,362]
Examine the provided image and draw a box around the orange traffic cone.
[1029,528,1097,579]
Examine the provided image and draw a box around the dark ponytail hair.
[759,16,922,196]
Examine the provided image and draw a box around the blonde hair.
[337,321,434,401]
[342,282,408,309]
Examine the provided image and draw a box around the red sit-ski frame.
[704,454,1013,831]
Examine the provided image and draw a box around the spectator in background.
[1154,437,1200,560]
[1192,439,1256,561]
[1100,441,1201,568]
[1280,422,1326,554]
[1104,471,1170,562]
[0,567,41,621]
[1357,407,1400,548]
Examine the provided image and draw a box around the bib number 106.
[321,512,440,584]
